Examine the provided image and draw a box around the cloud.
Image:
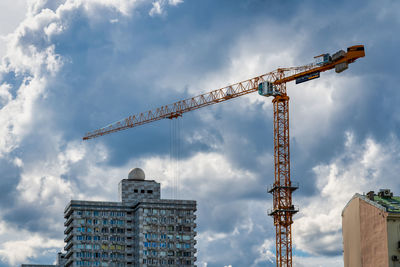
[294,132,400,256]
[149,0,184,16]
[140,152,278,267]
[149,1,162,16]
[294,255,343,267]
[0,221,62,266]
[0,0,399,266]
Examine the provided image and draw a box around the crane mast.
[270,75,297,267]
[83,45,365,267]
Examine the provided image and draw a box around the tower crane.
[83,45,365,267]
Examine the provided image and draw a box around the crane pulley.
[83,45,365,267]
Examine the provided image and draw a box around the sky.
[0,0,399,266]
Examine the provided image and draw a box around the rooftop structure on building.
[22,168,197,267]
[342,189,400,267]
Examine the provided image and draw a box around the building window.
[147,190,153,194]
[140,190,145,193]
[134,189,138,193]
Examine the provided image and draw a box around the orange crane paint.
[83,45,365,267]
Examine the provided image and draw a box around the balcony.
[64,232,73,243]
[64,224,73,235]
[64,216,73,227]
[64,258,73,267]
[65,249,73,259]
[64,240,73,251]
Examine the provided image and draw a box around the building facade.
[342,189,400,267]
[62,168,197,267]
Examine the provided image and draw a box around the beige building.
[342,189,400,267]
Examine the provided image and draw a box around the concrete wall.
[119,179,161,204]
[342,197,361,267]
[387,216,400,267]
[359,199,389,267]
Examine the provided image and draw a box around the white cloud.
[0,0,186,160]
[294,255,343,267]
[0,83,12,107]
[149,1,163,16]
[0,221,62,266]
[0,77,49,157]
[168,0,183,6]
[149,0,184,16]
[252,238,276,266]
[0,0,28,59]
[294,132,400,256]
[290,74,362,150]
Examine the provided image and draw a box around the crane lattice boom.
[83,63,320,140]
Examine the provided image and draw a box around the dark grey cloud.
[0,159,21,206]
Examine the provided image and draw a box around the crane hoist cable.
[169,117,181,199]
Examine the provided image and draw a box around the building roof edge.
[341,193,387,216]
